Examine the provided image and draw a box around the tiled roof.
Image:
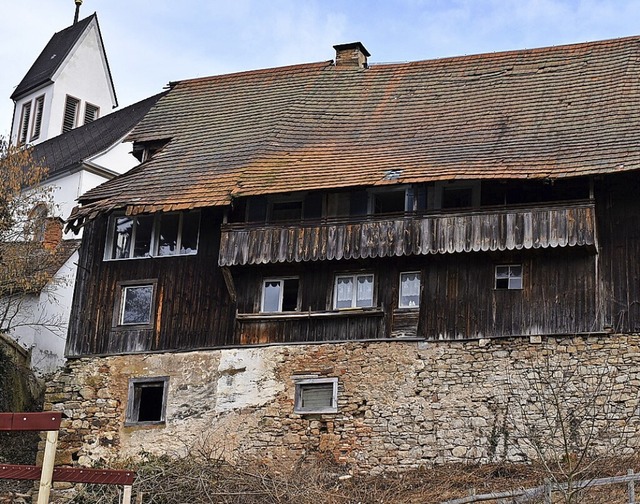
[11,15,108,100]
[73,36,640,221]
[32,93,165,179]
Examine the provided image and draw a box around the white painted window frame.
[333,273,375,310]
[294,377,338,414]
[398,271,421,308]
[104,211,200,260]
[260,277,300,313]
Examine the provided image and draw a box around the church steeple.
[74,0,83,24]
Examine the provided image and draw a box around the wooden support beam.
[221,266,237,303]
[0,412,61,431]
[37,429,58,504]
[0,464,135,485]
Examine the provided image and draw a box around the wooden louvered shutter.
[31,96,44,140]
[62,96,79,133]
[19,102,32,144]
[84,103,99,124]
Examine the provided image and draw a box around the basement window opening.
[126,377,169,425]
[294,378,338,414]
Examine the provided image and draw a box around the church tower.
[9,0,117,146]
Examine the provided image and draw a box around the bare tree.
[0,136,64,339]
[507,353,636,503]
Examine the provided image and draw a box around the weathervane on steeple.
[73,0,83,24]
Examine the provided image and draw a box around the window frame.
[104,211,201,261]
[113,279,158,329]
[494,264,523,290]
[260,277,300,313]
[125,376,169,426]
[333,272,375,310]
[294,377,338,415]
[368,185,410,215]
[398,271,421,309]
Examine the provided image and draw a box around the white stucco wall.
[8,251,78,375]
[89,140,139,176]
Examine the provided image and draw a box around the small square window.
[126,377,169,425]
[334,273,374,309]
[261,277,299,312]
[399,271,421,308]
[115,281,156,327]
[294,378,338,414]
[495,264,522,290]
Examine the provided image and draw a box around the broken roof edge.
[65,165,640,234]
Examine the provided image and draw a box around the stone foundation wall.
[45,335,640,472]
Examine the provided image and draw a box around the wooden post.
[122,484,133,504]
[544,479,552,504]
[37,429,59,504]
[629,469,636,504]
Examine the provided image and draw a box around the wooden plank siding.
[69,180,640,357]
[65,208,237,357]
[596,173,640,333]
[219,201,596,267]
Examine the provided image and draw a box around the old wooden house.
[51,37,640,470]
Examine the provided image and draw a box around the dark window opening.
[126,378,168,425]
[442,187,473,209]
[282,279,299,311]
[372,191,406,214]
[271,201,303,221]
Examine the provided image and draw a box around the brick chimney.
[333,42,370,69]
[43,217,63,250]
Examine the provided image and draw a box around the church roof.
[32,92,165,179]
[11,14,115,102]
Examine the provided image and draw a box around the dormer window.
[18,102,32,144]
[105,211,201,260]
[84,103,99,124]
[62,95,80,133]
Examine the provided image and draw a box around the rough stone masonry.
[45,334,640,473]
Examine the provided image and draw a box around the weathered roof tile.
[74,36,640,222]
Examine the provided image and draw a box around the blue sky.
[2,0,640,136]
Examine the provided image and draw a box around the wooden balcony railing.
[219,201,596,266]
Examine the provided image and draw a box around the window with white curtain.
[399,271,421,308]
[333,273,374,309]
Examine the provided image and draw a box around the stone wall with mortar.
[45,334,640,473]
